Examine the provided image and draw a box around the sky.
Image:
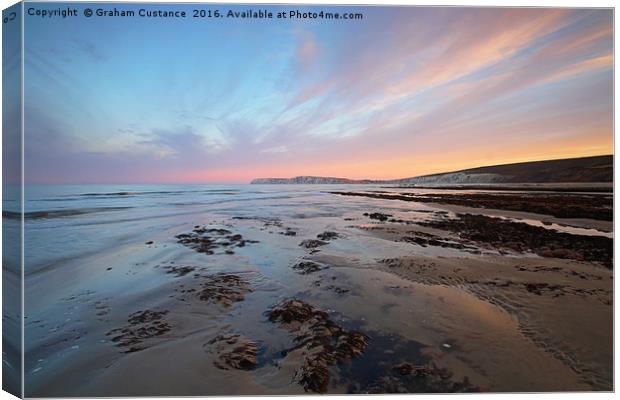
[23,5,613,184]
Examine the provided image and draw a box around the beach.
[20,183,612,395]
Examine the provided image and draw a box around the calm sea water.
[21,184,391,273]
[18,183,612,273]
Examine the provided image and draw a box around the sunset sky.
[24,5,612,184]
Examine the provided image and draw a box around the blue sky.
[23,5,613,183]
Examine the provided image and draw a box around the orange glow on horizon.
[155,142,613,184]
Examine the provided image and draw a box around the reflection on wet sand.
[23,185,612,395]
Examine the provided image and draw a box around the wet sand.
[24,186,613,395]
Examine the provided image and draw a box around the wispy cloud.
[23,6,612,183]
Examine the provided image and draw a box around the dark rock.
[317,231,340,241]
[299,239,328,249]
[293,261,327,275]
[365,212,393,222]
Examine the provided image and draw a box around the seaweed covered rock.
[106,309,171,353]
[176,225,258,255]
[164,265,196,277]
[419,213,612,268]
[266,299,368,393]
[292,261,328,275]
[206,332,258,371]
[317,231,340,241]
[363,212,393,222]
[299,239,328,249]
[360,362,479,393]
[198,273,253,307]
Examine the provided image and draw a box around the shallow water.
[19,184,610,395]
[497,215,613,238]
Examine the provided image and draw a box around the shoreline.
[22,185,613,395]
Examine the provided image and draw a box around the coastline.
[21,183,613,395]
